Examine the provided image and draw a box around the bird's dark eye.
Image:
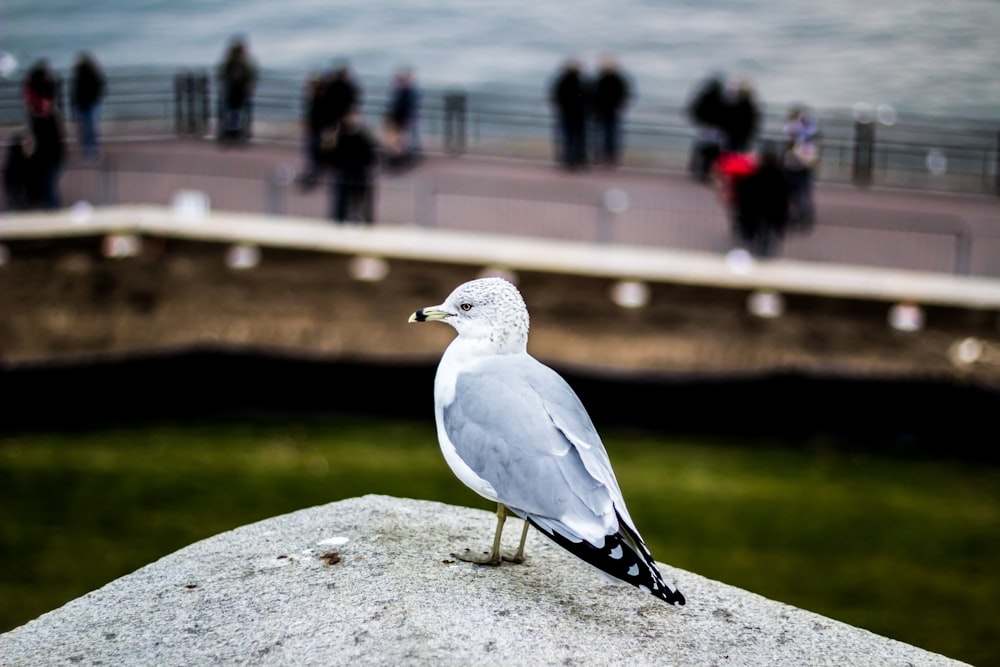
[460,303,472,311]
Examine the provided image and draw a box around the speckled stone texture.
[0,495,970,667]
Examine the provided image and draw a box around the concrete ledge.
[3,205,1000,310]
[0,495,968,666]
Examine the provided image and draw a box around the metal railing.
[2,66,998,195]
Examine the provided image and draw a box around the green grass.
[1,415,997,665]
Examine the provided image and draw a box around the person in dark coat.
[592,52,631,167]
[721,79,761,153]
[22,59,57,118]
[733,147,790,257]
[21,59,65,209]
[299,61,363,188]
[29,112,66,209]
[550,58,589,170]
[321,61,361,131]
[383,66,420,170]
[299,73,328,185]
[686,74,727,181]
[71,51,106,161]
[3,132,42,211]
[328,109,378,224]
[216,36,258,142]
[782,104,821,230]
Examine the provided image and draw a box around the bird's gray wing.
[442,355,623,545]
[519,357,632,518]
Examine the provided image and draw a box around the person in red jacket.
[715,149,757,213]
[21,59,65,209]
[727,148,790,257]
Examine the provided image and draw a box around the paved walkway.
[4,137,999,311]
[54,137,1000,278]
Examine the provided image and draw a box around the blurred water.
[2,0,999,119]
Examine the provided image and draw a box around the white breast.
[433,339,499,502]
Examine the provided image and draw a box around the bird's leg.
[454,505,530,566]
[454,503,508,566]
[502,518,530,564]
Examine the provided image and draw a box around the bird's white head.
[408,277,530,353]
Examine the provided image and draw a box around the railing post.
[853,120,875,187]
[174,73,185,135]
[185,73,198,136]
[444,92,466,156]
[364,179,376,223]
[599,188,629,244]
[995,130,1000,196]
[174,71,210,137]
[101,156,116,205]
[196,72,210,137]
[175,71,197,136]
[955,229,973,276]
[413,183,436,227]
[267,164,295,216]
[53,76,66,117]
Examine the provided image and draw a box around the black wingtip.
[528,517,685,606]
[661,586,686,607]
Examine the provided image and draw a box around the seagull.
[409,276,685,606]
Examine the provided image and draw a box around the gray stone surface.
[0,495,968,666]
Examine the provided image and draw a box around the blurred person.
[591,52,631,167]
[71,51,106,162]
[321,60,361,132]
[29,110,66,209]
[21,59,65,209]
[721,78,761,153]
[301,59,362,185]
[22,58,57,118]
[382,66,421,171]
[299,73,328,187]
[686,74,727,182]
[549,57,589,170]
[733,146,790,257]
[328,109,378,224]
[783,105,821,230]
[216,36,258,143]
[714,148,756,221]
[3,131,42,210]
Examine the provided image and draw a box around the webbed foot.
[453,548,502,566]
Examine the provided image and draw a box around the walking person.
[299,73,328,186]
[328,109,378,224]
[382,66,421,170]
[298,59,362,188]
[721,78,761,153]
[3,131,41,210]
[321,60,362,132]
[733,147,790,258]
[23,58,58,118]
[71,51,106,162]
[591,52,631,167]
[550,57,589,170]
[783,105,821,230]
[686,74,727,182]
[21,59,65,209]
[216,36,258,143]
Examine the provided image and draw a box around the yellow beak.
[408,306,451,323]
